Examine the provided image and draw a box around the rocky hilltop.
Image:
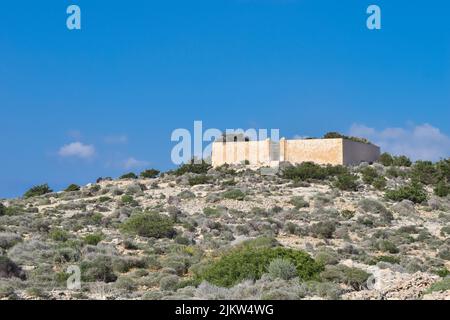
[0,158,449,300]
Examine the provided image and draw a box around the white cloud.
[58,142,96,159]
[122,157,149,170]
[349,123,450,161]
[104,135,128,144]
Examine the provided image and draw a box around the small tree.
[378,153,394,166]
[119,172,138,180]
[393,155,412,167]
[24,184,52,198]
[65,184,80,192]
[434,180,450,197]
[120,212,176,238]
[140,169,160,179]
[385,182,427,204]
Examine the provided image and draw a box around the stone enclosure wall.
[211,138,380,167]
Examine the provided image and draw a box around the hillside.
[1,159,449,300]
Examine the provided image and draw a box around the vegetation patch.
[120,212,176,238]
[195,245,323,287]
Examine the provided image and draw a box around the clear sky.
[1,0,449,198]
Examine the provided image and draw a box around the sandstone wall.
[211,140,270,166]
[282,138,344,165]
[212,138,380,167]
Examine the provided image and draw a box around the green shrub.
[80,256,117,283]
[188,174,211,186]
[436,159,450,181]
[64,184,80,192]
[0,204,5,216]
[321,265,370,290]
[379,153,394,166]
[159,275,179,291]
[282,162,326,180]
[333,173,359,191]
[425,278,450,294]
[24,184,53,198]
[174,160,211,176]
[50,229,70,242]
[98,196,111,203]
[83,233,104,245]
[361,167,378,185]
[222,189,246,201]
[283,162,349,181]
[411,161,438,185]
[393,155,412,167]
[310,221,336,239]
[376,240,399,254]
[267,258,298,280]
[368,255,400,265]
[120,212,176,238]
[434,180,450,197]
[203,207,223,217]
[289,196,309,209]
[323,132,370,144]
[340,209,355,220]
[195,246,323,287]
[121,195,138,206]
[385,182,427,204]
[433,268,450,278]
[221,179,237,186]
[372,176,387,190]
[119,172,138,180]
[140,169,160,179]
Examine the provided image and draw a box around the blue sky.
[1,0,449,198]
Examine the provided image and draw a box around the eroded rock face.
[0,256,26,280]
[343,272,439,300]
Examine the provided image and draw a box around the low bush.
[376,240,399,254]
[174,160,211,176]
[372,176,387,190]
[0,233,22,250]
[267,258,298,280]
[434,180,450,197]
[379,153,394,166]
[119,172,138,180]
[282,162,347,181]
[333,173,359,191]
[425,278,450,294]
[83,233,104,246]
[24,184,52,198]
[188,175,211,186]
[140,169,160,179]
[196,245,323,287]
[0,256,26,280]
[159,275,179,291]
[120,212,176,238]
[121,195,138,206]
[320,265,370,290]
[385,182,427,204]
[80,256,117,283]
[49,229,70,242]
[309,221,336,239]
[289,196,309,209]
[411,161,439,185]
[323,132,370,144]
[360,167,379,185]
[222,189,246,201]
[65,184,80,192]
[393,155,412,167]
